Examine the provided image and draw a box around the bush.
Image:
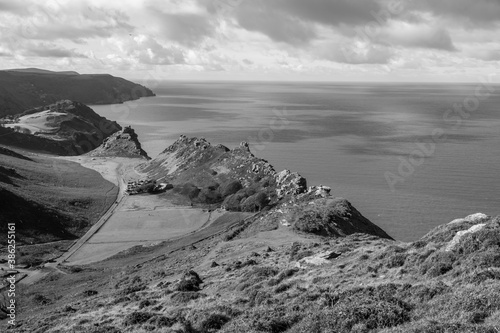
[139,299,153,309]
[171,291,204,304]
[149,315,176,328]
[198,313,231,332]
[222,180,242,197]
[240,192,269,212]
[82,290,98,297]
[123,311,153,326]
[420,251,456,277]
[198,186,222,204]
[176,270,203,292]
[386,253,407,268]
[32,294,51,305]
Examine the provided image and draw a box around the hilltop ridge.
[0,100,121,155]
[87,126,150,159]
[0,69,155,117]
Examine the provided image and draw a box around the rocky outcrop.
[141,135,393,240]
[141,136,311,208]
[0,100,120,155]
[0,69,155,117]
[252,197,393,240]
[275,170,307,198]
[87,126,150,159]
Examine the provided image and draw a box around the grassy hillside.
[0,100,121,155]
[0,69,155,117]
[7,212,499,332]
[0,146,117,248]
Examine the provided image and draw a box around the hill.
[5,68,79,76]
[0,100,121,155]
[0,146,117,248]
[6,208,499,332]
[0,69,155,117]
[87,126,150,159]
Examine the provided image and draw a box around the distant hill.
[0,100,121,155]
[6,68,80,75]
[0,68,155,117]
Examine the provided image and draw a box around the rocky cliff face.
[142,135,391,240]
[142,135,307,206]
[0,69,155,117]
[87,126,150,159]
[0,100,120,155]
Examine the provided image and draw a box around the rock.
[307,185,332,197]
[87,126,149,159]
[323,251,341,260]
[445,223,488,252]
[448,213,490,225]
[290,198,392,239]
[210,261,219,268]
[275,169,307,198]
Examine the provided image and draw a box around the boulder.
[275,169,307,198]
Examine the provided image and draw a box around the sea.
[89,81,500,241]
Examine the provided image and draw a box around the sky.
[0,0,499,82]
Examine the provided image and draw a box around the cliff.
[87,126,150,159]
[0,100,120,155]
[0,69,155,117]
[141,135,392,240]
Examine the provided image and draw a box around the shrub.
[123,311,153,326]
[87,326,122,333]
[171,291,204,304]
[275,282,294,294]
[176,270,203,292]
[82,290,98,297]
[120,284,146,295]
[32,294,51,305]
[139,299,153,309]
[149,315,176,328]
[198,313,231,332]
[386,253,407,268]
[222,180,242,197]
[420,251,456,277]
[240,192,269,212]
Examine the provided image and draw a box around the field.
[66,205,212,265]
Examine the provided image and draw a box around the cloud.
[3,1,133,43]
[317,41,394,64]
[410,0,500,26]
[146,6,215,46]
[0,0,25,15]
[275,0,384,27]
[23,44,88,58]
[378,22,457,51]
[231,0,387,46]
[121,35,185,65]
[466,48,500,61]
[235,2,316,45]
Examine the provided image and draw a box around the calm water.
[90,81,500,241]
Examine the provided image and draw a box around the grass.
[0,147,117,247]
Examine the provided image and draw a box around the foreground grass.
[5,214,500,332]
